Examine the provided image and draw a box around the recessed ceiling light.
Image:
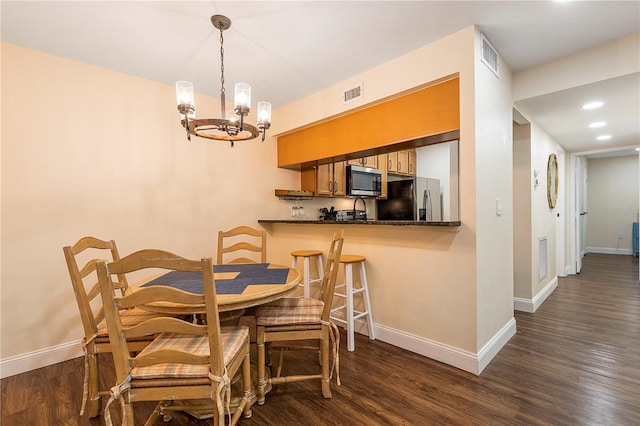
[589,121,606,128]
[582,101,604,110]
[636,148,640,152]
[596,135,612,141]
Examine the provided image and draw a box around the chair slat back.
[64,236,129,338]
[217,225,267,264]
[319,230,344,322]
[97,250,225,383]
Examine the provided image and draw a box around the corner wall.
[511,109,563,312]
[274,26,516,374]
[472,29,515,359]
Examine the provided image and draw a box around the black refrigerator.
[376,179,416,220]
[377,177,442,221]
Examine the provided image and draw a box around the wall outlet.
[617,232,623,240]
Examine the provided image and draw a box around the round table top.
[133,263,301,315]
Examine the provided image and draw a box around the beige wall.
[2,24,516,375]
[530,124,562,297]
[513,123,533,299]
[586,155,639,252]
[511,114,564,307]
[273,26,515,369]
[274,27,482,356]
[0,42,300,360]
[472,28,515,352]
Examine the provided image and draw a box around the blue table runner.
[140,263,290,295]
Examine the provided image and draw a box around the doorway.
[569,150,640,276]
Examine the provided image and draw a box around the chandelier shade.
[175,15,271,146]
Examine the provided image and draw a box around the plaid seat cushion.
[130,326,249,379]
[96,307,163,337]
[255,297,324,326]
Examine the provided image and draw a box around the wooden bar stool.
[330,254,375,351]
[291,250,324,298]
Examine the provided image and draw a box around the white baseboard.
[586,246,633,255]
[5,316,519,379]
[0,339,83,379]
[477,318,517,374]
[514,276,558,313]
[332,313,516,375]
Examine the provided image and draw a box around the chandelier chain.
[219,25,225,98]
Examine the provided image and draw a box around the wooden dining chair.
[96,249,253,426]
[255,230,344,404]
[217,225,266,264]
[63,236,160,418]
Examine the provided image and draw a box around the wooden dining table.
[134,262,301,315]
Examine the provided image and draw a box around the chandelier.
[175,15,271,147]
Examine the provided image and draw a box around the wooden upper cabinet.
[397,151,409,174]
[362,155,378,168]
[348,155,378,168]
[316,163,333,196]
[333,161,346,196]
[386,149,415,176]
[407,150,416,176]
[387,152,397,172]
[277,76,460,168]
[312,161,346,197]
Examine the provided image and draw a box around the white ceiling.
[2,1,639,157]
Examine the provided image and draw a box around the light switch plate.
[496,198,503,216]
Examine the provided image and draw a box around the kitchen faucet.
[352,196,367,221]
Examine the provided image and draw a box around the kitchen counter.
[258,219,461,227]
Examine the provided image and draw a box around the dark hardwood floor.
[2,253,638,425]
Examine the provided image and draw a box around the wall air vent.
[481,36,499,78]
[343,83,363,104]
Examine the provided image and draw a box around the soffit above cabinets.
[277,77,460,169]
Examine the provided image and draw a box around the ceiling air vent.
[343,83,363,104]
[481,36,499,77]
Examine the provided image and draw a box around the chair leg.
[256,326,267,405]
[229,343,253,425]
[321,326,332,399]
[123,401,135,426]
[86,351,102,418]
[241,347,253,419]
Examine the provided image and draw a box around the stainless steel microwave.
[346,165,382,197]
